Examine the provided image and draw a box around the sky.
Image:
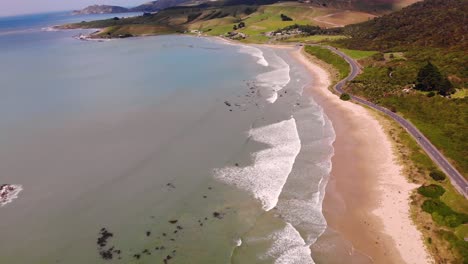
[0,0,147,17]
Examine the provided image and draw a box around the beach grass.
[338,48,378,60]
[304,45,350,79]
[283,35,348,43]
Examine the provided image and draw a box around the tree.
[415,62,454,95]
[233,25,238,30]
[438,77,454,96]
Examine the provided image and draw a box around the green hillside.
[341,0,467,50]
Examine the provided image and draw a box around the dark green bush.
[422,199,468,228]
[340,93,351,101]
[418,184,445,198]
[422,199,452,215]
[427,91,436,97]
[429,170,446,181]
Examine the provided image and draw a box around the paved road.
[323,46,468,198]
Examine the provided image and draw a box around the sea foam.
[0,184,23,207]
[214,118,301,211]
[246,223,314,264]
[255,53,291,103]
[237,45,269,67]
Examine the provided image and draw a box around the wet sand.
[290,48,431,263]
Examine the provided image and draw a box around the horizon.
[0,0,146,17]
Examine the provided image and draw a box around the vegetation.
[280,13,293,21]
[341,0,468,51]
[283,34,347,44]
[415,62,454,95]
[339,2,467,176]
[422,199,468,228]
[338,48,378,60]
[417,184,445,198]
[340,93,351,101]
[304,46,350,80]
[429,170,446,181]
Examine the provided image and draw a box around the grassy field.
[282,34,348,43]
[452,89,467,99]
[338,48,378,60]
[304,45,350,79]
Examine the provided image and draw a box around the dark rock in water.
[208,187,212,190]
[166,183,175,189]
[167,255,173,260]
[199,223,203,226]
[162,233,167,236]
[235,163,239,167]
[169,220,178,224]
[213,212,224,219]
[203,195,207,198]
[174,230,178,234]
[146,231,151,237]
[204,217,208,220]
[133,254,141,259]
[114,249,121,254]
[160,246,165,250]
[176,225,183,230]
[97,228,113,248]
[143,249,151,255]
[224,101,231,107]
[99,249,113,260]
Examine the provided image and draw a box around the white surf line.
[214,118,301,211]
[256,52,291,103]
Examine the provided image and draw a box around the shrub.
[280,14,293,21]
[422,199,468,228]
[427,91,436,97]
[429,170,446,181]
[422,199,452,215]
[418,184,445,198]
[340,93,351,101]
[438,230,468,263]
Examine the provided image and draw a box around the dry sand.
[291,48,431,264]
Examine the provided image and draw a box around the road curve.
[322,45,468,198]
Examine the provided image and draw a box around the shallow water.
[0,12,336,264]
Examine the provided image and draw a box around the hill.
[341,0,468,50]
[130,0,194,12]
[72,5,129,15]
[72,0,421,16]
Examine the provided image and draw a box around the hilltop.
[72,5,129,15]
[72,0,194,15]
[71,0,421,15]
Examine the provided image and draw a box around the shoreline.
[289,48,431,263]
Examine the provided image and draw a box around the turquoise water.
[0,13,335,264]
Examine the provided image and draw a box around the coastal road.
[322,46,468,198]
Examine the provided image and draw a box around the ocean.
[0,11,335,264]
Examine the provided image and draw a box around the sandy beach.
[290,48,431,263]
